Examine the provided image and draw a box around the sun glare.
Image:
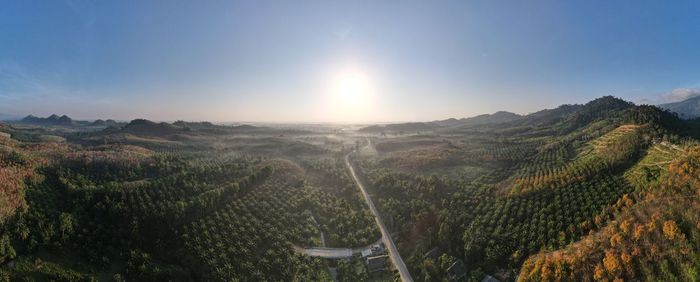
[322,65,377,122]
[333,69,370,105]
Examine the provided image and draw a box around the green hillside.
[352,96,700,281]
[2,96,700,281]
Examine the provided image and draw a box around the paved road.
[345,137,414,282]
[293,238,384,259]
[294,246,353,259]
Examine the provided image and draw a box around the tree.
[0,235,15,262]
[662,220,681,240]
[603,251,621,277]
[59,213,75,239]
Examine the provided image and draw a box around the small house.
[366,255,388,272]
[446,260,467,281]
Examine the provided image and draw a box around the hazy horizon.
[0,96,638,124]
[4,3,700,281]
[2,1,700,122]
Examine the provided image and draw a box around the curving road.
[345,137,414,282]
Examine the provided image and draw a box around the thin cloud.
[661,88,700,103]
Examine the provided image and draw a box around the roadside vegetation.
[0,123,377,281]
[2,96,700,281]
[352,96,700,281]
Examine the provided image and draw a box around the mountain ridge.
[358,96,661,134]
[658,95,700,119]
[20,114,75,126]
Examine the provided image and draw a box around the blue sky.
[1,1,700,122]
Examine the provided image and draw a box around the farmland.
[2,96,700,281]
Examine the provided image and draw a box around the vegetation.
[2,96,700,281]
[352,96,700,281]
[0,123,375,280]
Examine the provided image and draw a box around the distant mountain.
[361,111,523,132]
[358,122,441,133]
[500,96,635,130]
[20,114,74,126]
[434,111,522,127]
[121,119,182,135]
[90,119,120,127]
[658,95,700,119]
[116,119,267,136]
[433,118,461,127]
[522,104,583,125]
[21,115,42,124]
[233,124,258,130]
[359,96,677,136]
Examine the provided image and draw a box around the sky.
[1,0,700,123]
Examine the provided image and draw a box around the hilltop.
[90,119,121,127]
[360,96,685,136]
[359,111,522,134]
[121,118,183,135]
[20,114,74,126]
[119,119,276,135]
[358,122,440,134]
[435,111,522,127]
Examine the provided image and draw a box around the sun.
[321,65,377,122]
[331,68,371,106]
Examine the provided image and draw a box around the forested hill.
[504,96,686,135]
[360,96,695,137]
[1,96,700,281]
[434,111,522,127]
[20,114,75,126]
[354,96,700,281]
[358,122,440,134]
[116,118,298,137]
[358,111,522,133]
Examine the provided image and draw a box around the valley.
[1,96,700,281]
[4,1,700,281]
